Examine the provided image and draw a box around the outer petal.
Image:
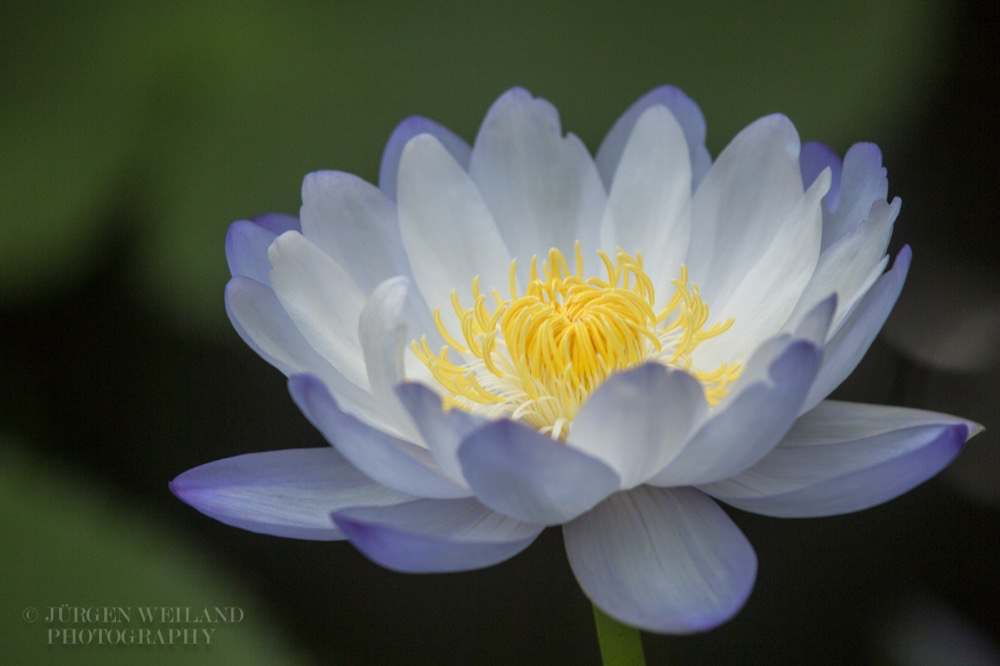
[333,497,542,573]
[268,231,370,390]
[379,115,472,201]
[224,276,386,428]
[648,338,823,487]
[802,246,911,412]
[170,448,412,540]
[598,104,692,296]
[569,364,707,489]
[225,214,301,284]
[300,171,408,293]
[701,401,976,517]
[396,133,512,334]
[225,220,278,285]
[396,382,486,485]
[468,87,606,266]
[457,420,620,526]
[596,85,712,190]
[289,374,469,499]
[564,486,756,634]
[823,143,889,249]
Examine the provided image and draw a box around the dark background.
[2,1,997,664]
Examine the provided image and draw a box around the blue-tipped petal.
[379,115,472,201]
[596,85,712,190]
[252,212,299,235]
[225,220,278,284]
[170,448,412,540]
[333,497,542,573]
[457,420,620,526]
[802,246,911,412]
[289,374,469,499]
[701,401,977,517]
[649,338,822,487]
[396,382,486,485]
[564,486,756,634]
[570,364,707,489]
[799,141,843,211]
[226,214,299,284]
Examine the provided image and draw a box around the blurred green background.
[2,1,997,664]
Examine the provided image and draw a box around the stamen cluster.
[412,244,741,439]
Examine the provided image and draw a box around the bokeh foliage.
[1,0,949,330]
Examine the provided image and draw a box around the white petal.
[268,231,369,390]
[686,114,806,308]
[225,276,386,428]
[397,133,512,334]
[468,88,606,266]
[564,486,756,634]
[692,167,827,369]
[569,364,707,488]
[379,115,472,201]
[596,85,712,191]
[599,105,692,299]
[300,171,408,293]
[358,277,421,441]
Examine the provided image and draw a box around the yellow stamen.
[410,243,742,438]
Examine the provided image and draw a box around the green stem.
[592,604,646,666]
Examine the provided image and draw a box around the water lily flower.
[171,87,979,634]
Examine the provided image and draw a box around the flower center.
[411,244,741,439]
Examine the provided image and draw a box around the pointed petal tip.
[705,414,972,518]
[168,448,391,541]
